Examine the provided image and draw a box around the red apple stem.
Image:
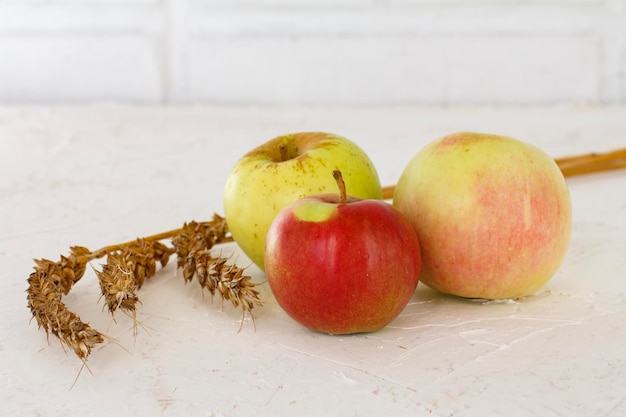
[333,169,348,204]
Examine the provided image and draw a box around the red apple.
[265,171,421,334]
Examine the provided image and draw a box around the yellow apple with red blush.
[393,132,572,299]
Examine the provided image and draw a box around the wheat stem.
[92,227,233,256]
[381,147,626,199]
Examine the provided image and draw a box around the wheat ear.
[26,247,105,359]
[26,214,261,361]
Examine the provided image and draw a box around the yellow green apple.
[393,132,572,299]
[223,132,382,270]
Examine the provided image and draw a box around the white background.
[0,0,625,105]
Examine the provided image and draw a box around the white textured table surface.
[2,105,626,417]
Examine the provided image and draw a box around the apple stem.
[278,143,289,161]
[332,169,348,204]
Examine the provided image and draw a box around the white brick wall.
[0,0,624,105]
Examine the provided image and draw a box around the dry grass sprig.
[26,214,261,362]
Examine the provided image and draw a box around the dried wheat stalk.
[26,214,262,362]
[556,148,626,177]
[381,147,626,199]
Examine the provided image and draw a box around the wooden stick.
[381,147,626,200]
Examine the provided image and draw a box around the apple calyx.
[332,169,348,204]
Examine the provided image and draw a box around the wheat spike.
[26,214,262,362]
